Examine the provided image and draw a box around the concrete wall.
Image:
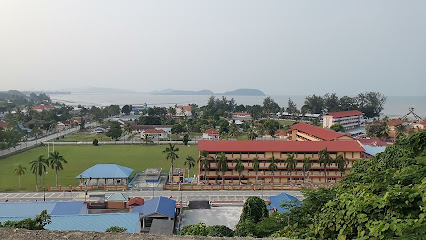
[0,229,292,240]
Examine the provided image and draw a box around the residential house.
[32,105,54,112]
[203,128,220,140]
[132,196,176,233]
[175,106,192,117]
[232,112,252,121]
[141,129,168,140]
[275,130,287,139]
[387,119,405,138]
[412,121,426,131]
[132,125,172,134]
[323,110,363,130]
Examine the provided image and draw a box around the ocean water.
[49,93,426,118]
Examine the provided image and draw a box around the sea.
[49,93,426,118]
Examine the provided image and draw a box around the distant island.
[150,88,265,96]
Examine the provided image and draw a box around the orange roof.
[420,121,426,126]
[289,122,344,141]
[144,129,166,134]
[326,110,363,118]
[387,119,404,126]
[232,112,251,116]
[204,128,219,136]
[198,140,364,153]
[275,130,286,136]
[128,197,144,206]
[177,106,192,111]
[32,105,54,110]
[358,138,388,147]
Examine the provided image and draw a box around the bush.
[105,226,127,232]
[92,138,99,146]
[0,210,51,230]
[179,223,208,236]
[206,225,234,237]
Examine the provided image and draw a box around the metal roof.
[363,145,387,156]
[133,196,176,218]
[267,192,301,213]
[0,201,86,217]
[76,164,134,179]
[289,122,344,141]
[107,193,130,202]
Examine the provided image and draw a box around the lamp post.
[43,187,46,201]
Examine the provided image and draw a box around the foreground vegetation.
[1,145,198,192]
[181,131,426,239]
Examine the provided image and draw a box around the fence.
[163,183,332,191]
[47,185,127,192]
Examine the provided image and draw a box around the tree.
[330,123,345,132]
[198,150,211,182]
[217,152,228,185]
[163,143,179,186]
[335,153,348,177]
[123,122,133,143]
[252,157,260,184]
[395,124,406,139]
[318,148,333,184]
[206,225,234,237]
[141,134,153,145]
[121,105,131,115]
[29,155,49,192]
[48,151,67,186]
[239,196,268,223]
[285,153,297,184]
[14,164,26,189]
[268,156,279,183]
[1,210,51,230]
[234,157,245,185]
[286,98,298,118]
[303,95,324,114]
[264,120,280,137]
[105,121,122,142]
[247,127,258,140]
[263,97,280,118]
[323,93,341,113]
[184,156,196,181]
[105,226,127,233]
[356,91,386,118]
[183,134,190,145]
[302,157,311,184]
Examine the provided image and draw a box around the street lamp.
[43,187,46,201]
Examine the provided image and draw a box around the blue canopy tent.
[267,192,301,213]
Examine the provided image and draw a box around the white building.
[323,110,363,130]
[175,106,192,117]
[141,129,168,140]
[203,128,220,140]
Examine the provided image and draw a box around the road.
[0,122,98,157]
[0,190,303,203]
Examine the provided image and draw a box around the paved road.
[0,190,303,203]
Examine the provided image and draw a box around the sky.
[0,0,425,96]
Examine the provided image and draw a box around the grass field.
[53,133,113,142]
[0,144,199,192]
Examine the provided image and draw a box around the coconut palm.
[247,127,258,141]
[395,124,406,139]
[335,153,349,177]
[48,151,67,186]
[29,155,49,192]
[14,164,27,189]
[318,148,333,184]
[302,157,312,184]
[233,157,245,185]
[163,143,179,186]
[285,153,297,184]
[252,157,260,184]
[184,156,196,182]
[141,134,153,145]
[217,152,228,185]
[268,156,279,184]
[123,122,133,143]
[198,150,211,182]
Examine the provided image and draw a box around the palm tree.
[198,150,211,182]
[318,148,333,184]
[268,156,279,184]
[217,152,228,185]
[163,143,179,186]
[252,157,260,184]
[123,122,133,143]
[395,124,406,140]
[233,157,245,185]
[302,157,312,184]
[335,153,349,177]
[48,151,67,186]
[29,155,49,192]
[285,153,297,184]
[247,127,258,141]
[14,164,27,189]
[184,156,196,182]
[141,134,153,145]
[228,124,238,139]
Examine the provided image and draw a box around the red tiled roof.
[387,119,404,126]
[177,106,192,111]
[205,128,219,136]
[420,121,426,126]
[32,105,54,110]
[326,110,363,118]
[275,130,286,136]
[0,120,7,129]
[358,138,388,147]
[198,140,364,153]
[290,122,344,141]
[143,129,166,134]
[232,112,251,116]
[128,197,144,206]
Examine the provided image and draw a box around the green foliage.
[182,134,190,145]
[234,220,257,237]
[105,121,122,141]
[330,123,345,132]
[105,226,127,232]
[92,138,99,146]
[179,222,208,236]
[0,210,51,230]
[206,225,234,237]
[239,196,268,223]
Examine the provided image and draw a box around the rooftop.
[204,128,219,136]
[143,129,166,134]
[232,112,251,116]
[387,119,404,126]
[145,168,162,176]
[267,192,301,213]
[76,164,134,179]
[326,110,363,118]
[363,145,387,156]
[198,140,365,153]
[289,122,344,141]
[132,196,176,218]
[0,201,87,217]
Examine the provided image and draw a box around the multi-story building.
[323,110,363,130]
[198,140,364,184]
[288,122,353,141]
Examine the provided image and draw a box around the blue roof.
[76,164,134,179]
[133,196,176,218]
[0,201,86,217]
[18,123,32,133]
[267,192,301,213]
[363,145,386,156]
[0,213,140,233]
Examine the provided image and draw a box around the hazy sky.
[1,1,425,96]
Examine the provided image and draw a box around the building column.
[142,218,145,229]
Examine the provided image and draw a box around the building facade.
[198,140,364,184]
[323,110,363,130]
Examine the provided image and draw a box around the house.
[287,122,353,141]
[275,130,287,139]
[141,129,168,140]
[357,138,388,147]
[131,125,172,134]
[232,112,252,121]
[56,121,66,130]
[387,119,405,138]
[198,140,365,184]
[203,128,220,140]
[76,164,134,186]
[323,110,363,130]
[0,120,8,130]
[93,126,108,134]
[412,121,426,131]
[175,106,192,117]
[32,105,54,112]
[132,196,176,232]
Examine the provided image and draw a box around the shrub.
[105,226,127,232]
[92,138,99,146]
[206,225,234,237]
